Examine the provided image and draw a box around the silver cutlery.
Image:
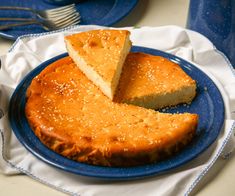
[0,12,81,31]
[0,4,78,21]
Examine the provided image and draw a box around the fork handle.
[0,6,33,11]
[0,17,34,21]
[0,21,40,31]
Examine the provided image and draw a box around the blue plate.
[9,46,225,180]
[0,0,138,39]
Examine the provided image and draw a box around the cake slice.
[114,52,197,109]
[25,56,198,167]
[64,29,132,99]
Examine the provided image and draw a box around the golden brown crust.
[25,57,198,166]
[25,56,198,167]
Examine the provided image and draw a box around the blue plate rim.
[0,0,138,40]
[95,0,138,26]
[8,46,225,180]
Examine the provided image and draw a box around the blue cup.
[187,0,235,68]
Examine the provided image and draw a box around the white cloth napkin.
[0,25,235,196]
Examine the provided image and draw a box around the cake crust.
[25,56,198,167]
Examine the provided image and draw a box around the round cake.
[25,56,198,167]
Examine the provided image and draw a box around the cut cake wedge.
[115,52,197,109]
[64,29,132,99]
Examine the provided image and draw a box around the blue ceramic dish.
[9,46,224,180]
[0,0,138,39]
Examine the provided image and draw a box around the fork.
[0,13,81,31]
[0,4,77,20]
